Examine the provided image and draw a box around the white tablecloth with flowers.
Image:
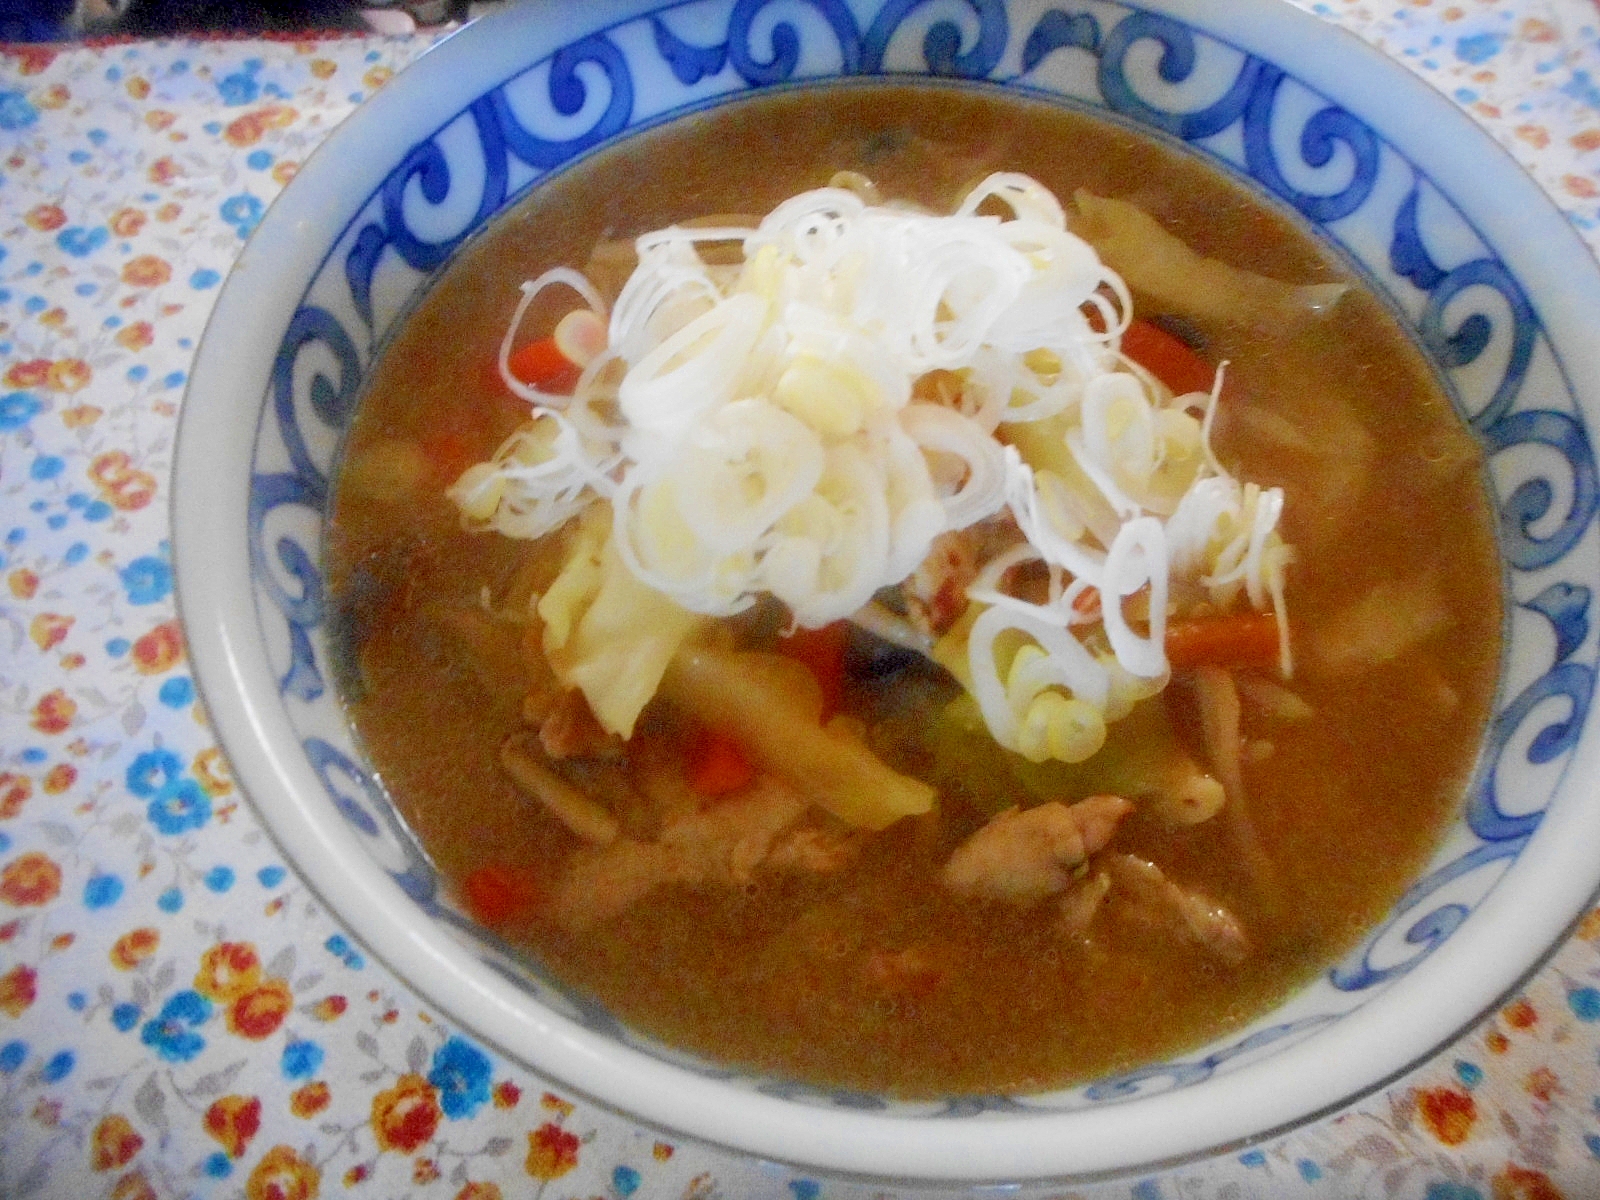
[6,4,1600,1198]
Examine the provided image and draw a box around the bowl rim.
[171,0,1600,1183]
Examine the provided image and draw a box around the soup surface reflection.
[326,85,1502,1097]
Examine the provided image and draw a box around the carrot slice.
[1121,318,1217,397]
[506,335,582,394]
[687,728,756,797]
[777,620,850,721]
[462,863,543,927]
[1165,611,1280,671]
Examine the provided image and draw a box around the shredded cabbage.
[452,173,1294,764]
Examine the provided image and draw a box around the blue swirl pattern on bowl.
[247,0,1598,1113]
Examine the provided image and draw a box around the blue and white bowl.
[172,0,1600,1183]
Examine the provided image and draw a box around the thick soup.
[326,86,1501,1097]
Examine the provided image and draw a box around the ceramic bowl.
[172,0,1600,1184]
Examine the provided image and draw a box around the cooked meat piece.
[536,687,623,760]
[548,775,841,930]
[940,794,1132,904]
[1102,852,1250,965]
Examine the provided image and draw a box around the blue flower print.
[218,59,262,106]
[220,193,264,238]
[0,392,43,432]
[0,1041,24,1073]
[111,1003,141,1032]
[56,226,110,257]
[83,873,124,909]
[1424,1183,1484,1200]
[119,554,173,605]
[140,990,212,1063]
[40,1051,74,1083]
[281,1039,324,1080]
[0,91,37,131]
[428,1035,493,1119]
[126,747,184,798]
[147,778,212,836]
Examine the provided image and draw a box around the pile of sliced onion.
[450,173,1293,764]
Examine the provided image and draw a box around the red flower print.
[4,359,50,388]
[492,1080,520,1109]
[31,689,76,734]
[454,1184,503,1200]
[1416,1085,1477,1146]
[0,773,31,819]
[110,928,160,970]
[1491,1163,1566,1200]
[1,853,61,907]
[144,110,176,131]
[1524,1066,1561,1104]
[41,764,74,795]
[226,978,293,1040]
[121,256,172,288]
[131,621,184,675]
[539,1091,573,1117]
[1564,174,1599,200]
[224,104,298,149]
[309,58,336,79]
[29,613,72,652]
[91,1113,144,1171]
[90,451,158,512]
[525,1122,580,1180]
[36,84,68,110]
[125,76,150,100]
[245,1144,320,1200]
[310,994,346,1021]
[8,569,39,600]
[0,964,37,1017]
[61,405,101,428]
[1503,998,1537,1030]
[109,208,147,238]
[289,1081,330,1119]
[413,1158,440,1184]
[194,941,262,1002]
[25,204,66,232]
[370,1073,441,1154]
[204,1095,261,1158]
[114,320,154,351]
[6,45,57,74]
[46,358,91,393]
[111,1169,157,1200]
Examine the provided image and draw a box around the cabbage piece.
[660,645,935,830]
[1070,190,1347,329]
[537,504,706,738]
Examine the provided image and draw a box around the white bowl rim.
[171,0,1600,1183]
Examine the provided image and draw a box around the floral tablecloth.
[5,4,1600,1198]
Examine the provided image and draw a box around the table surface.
[5,3,1600,1198]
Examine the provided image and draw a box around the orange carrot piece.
[506,335,582,394]
[1121,318,1217,397]
[462,863,543,927]
[778,621,850,720]
[1165,611,1280,671]
[688,728,757,797]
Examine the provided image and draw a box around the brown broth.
[325,84,1502,1097]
